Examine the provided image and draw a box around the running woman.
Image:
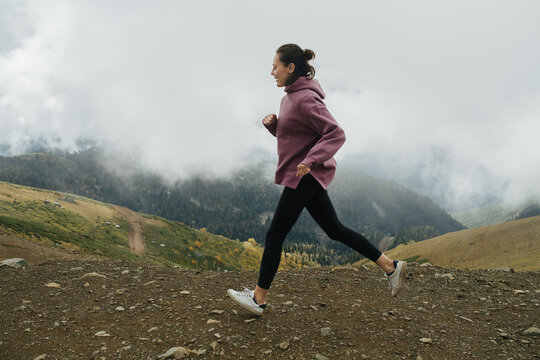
[227,44,407,316]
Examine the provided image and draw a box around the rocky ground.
[0,259,538,360]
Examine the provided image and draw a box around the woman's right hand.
[262,114,277,126]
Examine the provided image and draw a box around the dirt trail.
[113,205,146,255]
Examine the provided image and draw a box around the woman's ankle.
[254,285,268,304]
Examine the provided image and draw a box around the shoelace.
[238,286,266,308]
[238,286,253,297]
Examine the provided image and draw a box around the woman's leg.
[255,175,320,303]
[305,187,390,268]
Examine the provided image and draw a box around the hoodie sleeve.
[300,97,346,168]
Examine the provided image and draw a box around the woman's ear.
[288,63,295,74]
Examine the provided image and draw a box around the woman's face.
[271,53,294,87]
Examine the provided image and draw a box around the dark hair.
[276,43,316,86]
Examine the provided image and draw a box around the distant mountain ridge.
[452,199,540,229]
[0,147,464,265]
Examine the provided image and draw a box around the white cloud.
[1,0,539,208]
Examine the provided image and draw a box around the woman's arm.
[300,98,346,168]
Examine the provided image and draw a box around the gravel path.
[0,260,538,359]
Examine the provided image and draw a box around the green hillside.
[0,181,316,271]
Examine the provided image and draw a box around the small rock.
[314,354,329,360]
[207,319,220,324]
[70,267,83,271]
[524,327,540,336]
[44,282,61,288]
[514,290,526,295]
[94,331,110,337]
[283,301,293,305]
[157,346,191,359]
[210,341,219,350]
[148,327,159,332]
[211,309,224,314]
[419,337,433,344]
[214,333,221,338]
[115,306,125,312]
[33,355,47,360]
[179,290,190,295]
[279,341,289,349]
[83,282,90,287]
[420,262,432,267]
[229,335,243,342]
[121,270,130,274]
[0,258,29,268]
[244,319,256,323]
[320,327,332,336]
[499,332,510,339]
[83,272,107,278]
[434,273,454,280]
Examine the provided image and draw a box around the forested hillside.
[0,148,463,265]
[452,199,540,229]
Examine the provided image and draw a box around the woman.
[227,44,406,316]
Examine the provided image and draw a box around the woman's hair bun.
[303,49,315,61]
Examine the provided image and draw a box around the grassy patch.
[404,255,429,264]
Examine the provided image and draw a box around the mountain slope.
[452,199,540,229]
[0,181,314,271]
[0,148,464,265]
[365,215,540,271]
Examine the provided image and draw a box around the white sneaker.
[385,261,407,296]
[227,287,266,316]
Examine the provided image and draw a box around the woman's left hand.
[296,163,310,177]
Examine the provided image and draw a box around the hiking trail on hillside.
[114,205,146,255]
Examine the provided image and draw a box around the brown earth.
[0,232,101,265]
[113,205,146,255]
[0,259,538,360]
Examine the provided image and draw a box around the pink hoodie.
[264,76,346,190]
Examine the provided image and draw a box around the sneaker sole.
[393,262,407,297]
[227,290,264,316]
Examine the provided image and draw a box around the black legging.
[257,173,383,289]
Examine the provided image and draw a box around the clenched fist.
[262,114,277,126]
[296,163,310,177]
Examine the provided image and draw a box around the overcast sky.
[1,0,539,209]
